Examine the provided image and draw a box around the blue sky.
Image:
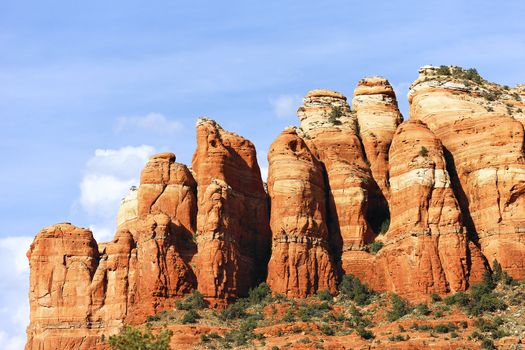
[1,0,524,348]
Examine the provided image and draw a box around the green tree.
[387,294,411,321]
[109,326,173,350]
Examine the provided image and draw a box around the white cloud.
[78,145,156,242]
[0,236,32,350]
[80,174,136,218]
[0,332,25,350]
[88,225,114,242]
[269,94,301,119]
[115,113,183,134]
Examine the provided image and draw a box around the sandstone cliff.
[409,66,525,280]
[266,127,337,297]
[191,118,271,305]
[25,66,525,349]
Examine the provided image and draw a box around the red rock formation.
[26,152,199,349]
[344,120,487,300]
[352,77,403,200]
[26,223,105,350]
[191,118,270,304]
[138,152,197,228]
[409,65,525,279]
[380,120,472,298]
[25,67,525,349]
[298,89,374,254]
[266,127,337,297]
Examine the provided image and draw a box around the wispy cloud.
[269,94,301,119]
[115,113,183,134]
[77,145,156,241]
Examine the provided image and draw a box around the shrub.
[328,106,343,125]
[320,325,335,336]
[248,283,272,305]
[316,290,333,302]
[220,302,248,320]
[467,292,506,316]
[463,68,483,83]
[298,302,331,321]
[366,241,384,255]
[109,326,173,350]
[431,293,442,303]
[444,292,469,306]
[387,294,411,322]
[419,146,429,157]
[147,314,161,322]
[418,324,432,331]
[437,65,451,76]
[475,318,498,332]
[176,291,206,310]
[388,334,408,342]
[434,323,456,333]
[492,259,514,285]
[222,319,258,346]
[415,303,431,316]
[481,339,496,350]
[356,326,374,340]
[491,329,509,339]
[481,91,499,102]
[338,275,374,305]
[378,217,390,234]
[282,310,295,322]
[182,310,201,324]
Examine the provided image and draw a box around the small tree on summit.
[419,146,429,157]
[328,106,343,125]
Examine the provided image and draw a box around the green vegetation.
[388,334,409,342]
[481,339,496,350]
[430,293,442,303]
[248,282,272,304]
[114,261,525,348]
[378,217,390,234]
[297,301,331,322]
[433,322,457,333]
[181,309,201,324]
[419,146,429,157]
[434,66,484,83]
[356,326,374,340]
[220,302,248,320]
[436,65,451,76]
[387,294,411,322]
[220,318,261,347]
[444,261,511,316]
[175,290,206,310]
[481,90,501,101]
[109,326,173,350]
[365,241,384,255]
[319,324,335,336]
[444,292,469,306]
[338,274,375,305]
[410,323,432,331]
[415,303,431,316]
[328,106,343,125]
[316,289,333,301]
[461,68,483,83]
